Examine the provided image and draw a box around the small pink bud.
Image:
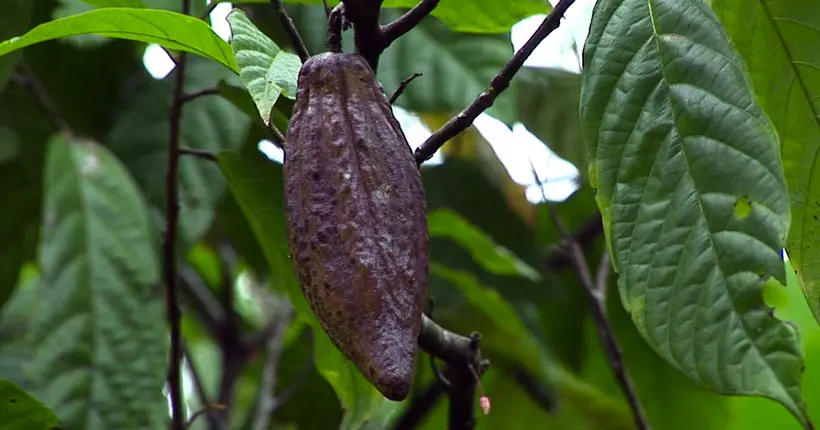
[479,395,491,415]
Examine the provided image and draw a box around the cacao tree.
[1,0,819,429]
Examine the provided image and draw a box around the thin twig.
[12,65,71,135]
[179,147,218,162]
[545,213,602,271]
[270,0,310,62]
[269,123,286,147]
[414,0,577,165]
[181,88,220,104]
[164,2,191,429]
[389,72,423,104]
[185,404,226,428]
[199,0,221,20]
[566,241,648,429]
[531,166,648,428]
[380,0,439,50]
[251,298,294,430]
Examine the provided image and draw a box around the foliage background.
[1,0,820,429]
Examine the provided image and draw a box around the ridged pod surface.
[283,52,428,401]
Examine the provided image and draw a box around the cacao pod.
[283,52,429,402]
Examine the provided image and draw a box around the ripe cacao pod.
[283,52,428,402]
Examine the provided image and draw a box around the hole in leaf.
[733,195,752,218]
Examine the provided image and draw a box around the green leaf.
[428,209,541,281]
[108,57,250,245]
[0,0,32,90]
[217,151,307,313]
[27,136,167,430]
[314,332,384,430]
[230,0,549,33]
[217,151,386,427]
[581,0,807,426]
[227,8,301,127]
[0,379,60,430]
[80,0,145,6]
[0,7,237,72]
[710,1,820,328]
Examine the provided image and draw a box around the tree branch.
[417,316,487,430]
[164,3,191,429]
[181,88,220,104]
[380,0,439,50]
[389,72,423,104]
[178,147,218,162]
[553,216,650,429]
[414,0,576,165]
[340,0,384,70]
[251,298,294,430]
[270,0,310,62]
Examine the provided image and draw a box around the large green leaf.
[26,136,167,430]
[710,1,820,327]
[0,379,60,430]
[0,0,32,90]
[226,8,301,127]
[217,151,385,427]
[0,7,237,72]
[580,0,808,426]
[231,0,550,33]
[107,57,250,245]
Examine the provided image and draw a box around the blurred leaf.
[217,151,306,312]
[232,0,549,33]
[26,38,144,140]
[0,379,60,430]
[0,7,237,72]
[516,67,586,179]
[581,0,807,425]
[218,151,388,428]
[429,209,540,281]
[27,136,167,429]
[0,266,41,390]
[0,85,50,314]
[431,264,634,429]
[710,0,820,328]
[108,57,250,245]
[378,10,517,123]
[227,9,300,127]
[0,0,32,90]
[314,333,384,430]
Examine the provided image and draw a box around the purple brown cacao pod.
[283,52,429,402]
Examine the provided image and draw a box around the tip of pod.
[375,371,413,402]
